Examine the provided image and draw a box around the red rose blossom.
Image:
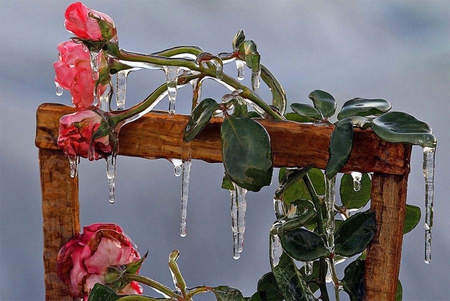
[65,2,117,42]
[58,108,115,161]
[57,223,143,299]
[54,40,108,110]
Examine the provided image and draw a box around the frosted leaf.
[350,171,362,192]
[423,146,436,264]
[163,66,179,115]
[106,154,117,204]
[180,160,192,237]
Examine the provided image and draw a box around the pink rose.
[65,2,117,42]
[57,109,115,160]
[57,223,143,300]
[54,40,108,110]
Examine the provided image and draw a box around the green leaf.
[338,98,391,120]
[238,40,260,73]
[277,168,324,204]
[88,283,120,301]
[348,116,372,130]
[396,280,403,301]
[335,211,376,257]
[211,286,246,301]
[284,112,312,123]
[253,272,285,301]
[290,103,322,121]
[325,118,354,179]
[221,116,273,192]
[275,166,312,200]
[404,204,421,234]
[184,98,220,142]
[308,90,336,118]
[272,252,316,301]
[340,173,371,209]
[342,259,365,301]
[298,261,320,293]
[232,30,246,49]
[371,111,436,147]
[221,174,235,191]
[279,228,330,261]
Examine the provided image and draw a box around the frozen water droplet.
[270,232,283,267]
[304,261,313,276]
[106,154,117,204]
[324,174,336,252]
[251,69,261,91]
[55,82,63,96]
[423,146,436,264]
[163,66,179,115]
[116,70,130,110]
[235,60,245,80]
[351,171,362,192]
[171,159,183,177]
[89,50,100,81]
[180,159,191,237]
[230,182,247,258]
[68,156,79,178]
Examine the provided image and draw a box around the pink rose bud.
[64,2,117,42]
[57,109,115,160]
[54,40,108,110]
[57,223,143,299]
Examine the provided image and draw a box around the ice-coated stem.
[163,66,179,115]
[116,70,130,110]
[106,154,117,204]
[230,182,247,259]
[423,146,436,264]
[324,174,336,252]
[180,159,192,237]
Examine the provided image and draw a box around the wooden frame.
[36,103,411,300]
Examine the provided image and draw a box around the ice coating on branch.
[324,174,336,252]
[251,69,261,91]
[235,60,245,80]
[270,233,283,267]
[170,159,183,177]
[304,261,313,276]
[180,159,192,237]
[55,81,63,96]
[106,154,117,204]
[350,171,362,192]
[68,155,79,178]
[163,66,179,115]
[230,182,247,259]
[116,70,130,110]
[423,146,436,264]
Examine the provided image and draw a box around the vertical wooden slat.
[39,149,79,301]
[364,173,409,301]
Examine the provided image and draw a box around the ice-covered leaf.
[290,103,322,121]
[272,252,316,301]
[279,228,330,261]
[275,166,312,200]
[342,259,365,301]
[184,98,219,142]
[238,40,260,74]
[88,283,120,301]
[325,118,354,179]
[308,90,336,118]
[404,204,421,234]
[335,211,376,257]
[338,98,391,120]
[232,30,246,49]
[372,111,436,147]
[277,168,324,203]
[211,286,246,301]
[261,65,287,115]
[221,116,273,192]
[340,173,371,209]
[250,272,285,301]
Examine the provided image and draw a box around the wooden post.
[36,103,412,300]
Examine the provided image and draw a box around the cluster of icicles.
[56,48,436,263]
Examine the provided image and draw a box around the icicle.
[163,66,179,115]
[304,261,313,276]
[423,146,436,264]
[273,198,285,220]
[251,69,261,91]
[55,81,63,96]
[190,77,203,109]
[68,156,79,178]
[89,50,100,81]
[106,154,117,204]
[350,172,362,192]
[180,159,191,237]
[116,70,130,110]
[230,182,247,259]
[270,233,283,267]
[98,83,112,112]
[235,60,245,80]
[325,258,333,283]
[170,159,183,177]
[324,174,336,252]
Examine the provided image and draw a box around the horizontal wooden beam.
[36,103,411,175]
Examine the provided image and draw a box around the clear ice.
[55,82,63,96]
[273,198,285,220]
[304,261,313,276]
[171,159,183,177]
[106,154,117,204]
[350,171,362,192]
[68,156,79,178]
[116,70,130,110]
[235,60,245,80]
[324,174,336,252]
[230,182,247,259]
[423,146,436,264]
[89,50,100,81]
[180,159,192,237]
[163,66,179,115]
[251,69,261,91]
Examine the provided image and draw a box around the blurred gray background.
[1,1,449,300]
